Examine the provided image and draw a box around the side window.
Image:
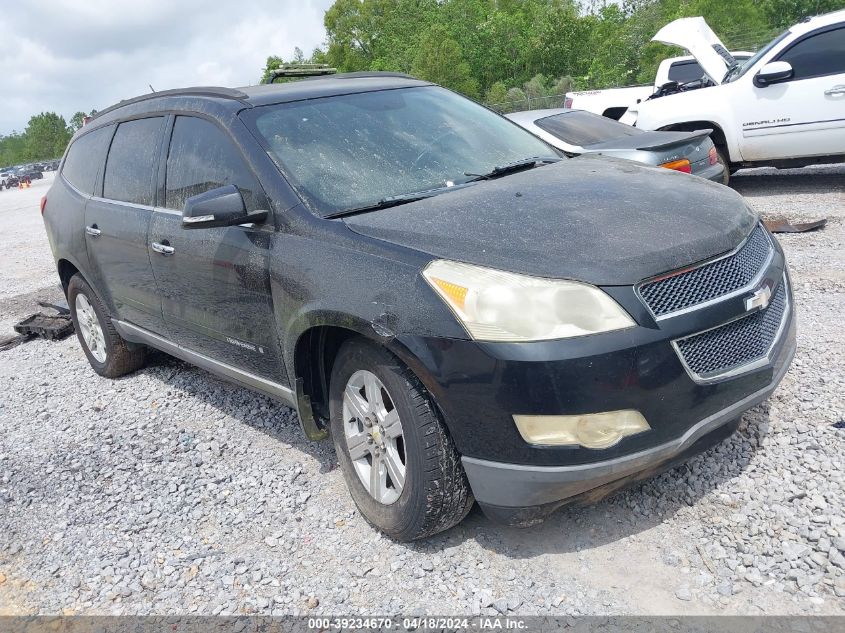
[103,117,165,206]
[165,116,261,211]
[61,125,112,195]
[668,61,705,84]
[778,27,845,80]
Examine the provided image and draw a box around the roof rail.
[93,86,250,120]
[327,71,416,80]
[263,64,338,84]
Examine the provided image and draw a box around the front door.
[148,115,286,382]
[737,24,845,161]
[85,116,167,334]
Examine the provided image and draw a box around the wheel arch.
[57,258,81,295]
[288,317,446,444]
[657,120,735,161]
[57,256,122,320]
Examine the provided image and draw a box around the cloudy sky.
[0,0,333,135]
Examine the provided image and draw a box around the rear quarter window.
[61,125,113,195]
[667,60,705,84]
[103,117,165,206]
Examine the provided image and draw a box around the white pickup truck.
[564,51,752,120]
[621,11,845,172]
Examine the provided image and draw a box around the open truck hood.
[652,17,734,85]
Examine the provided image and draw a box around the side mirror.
[182,185,267,229]
[754,61,793,88]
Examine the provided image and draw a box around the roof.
[238,73,431,106]
[794,8,845,34]
[91,73,432,124]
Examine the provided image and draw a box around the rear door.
[736,24,845,161]
[148,115,285,380]
[84,116,167,333]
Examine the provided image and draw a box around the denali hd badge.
[745,285,772,312]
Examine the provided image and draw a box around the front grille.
[674,277,788,380]
[640,225,773,317]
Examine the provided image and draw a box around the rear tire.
[67,274,146,378]
[715,146,731,185]
[329,338,473,541]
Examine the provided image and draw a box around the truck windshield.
[247,86,558,217]
[724,30,790,83]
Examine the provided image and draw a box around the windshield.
[724,30,791,83]
[535,110,643,146]
[248,86,557,216]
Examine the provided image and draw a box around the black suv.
[43,74,795,540]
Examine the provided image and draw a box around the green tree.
[411,24,479,97]
[24,112,71,160]
[761,0,845,28]
[70,111,88,132]
[505,86,527,110]
[260,55,285,83]
[484,81,509,108]
[584,5,641,89]
[0,133,28,169]
[264,0,791,105]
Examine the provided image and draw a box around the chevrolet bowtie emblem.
[745,285,772,312]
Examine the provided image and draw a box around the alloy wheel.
[342,369,406,504]
[75,293,107,363]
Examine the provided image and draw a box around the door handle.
[151,241,175,256]
[85,225,101,237]
[824,85,845,96]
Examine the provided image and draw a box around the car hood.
[652,17,734,85]
[343,156,757,286]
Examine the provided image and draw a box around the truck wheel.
[329,338,473,541]
[67,274,145,378]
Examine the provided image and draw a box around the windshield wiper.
[325,188,449,219]
[464,156,561,182]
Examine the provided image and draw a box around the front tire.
[329,338,473,541]
[67,274,145,378]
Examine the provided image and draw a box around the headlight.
[423,260,634,342]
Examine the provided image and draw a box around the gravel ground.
[0,165,843,616]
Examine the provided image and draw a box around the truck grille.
[674,277,788,380]
[640,225,773,317]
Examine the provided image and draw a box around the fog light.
[513,410,650,449]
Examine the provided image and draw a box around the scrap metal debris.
[0,333,28,352]
[763,217,827,233]
[1,300,74,352]
[14,313,74,340]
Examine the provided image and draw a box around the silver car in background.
[507,108,727,184]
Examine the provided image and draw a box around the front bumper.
[395,232,794,522]
[463,329,794,524]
